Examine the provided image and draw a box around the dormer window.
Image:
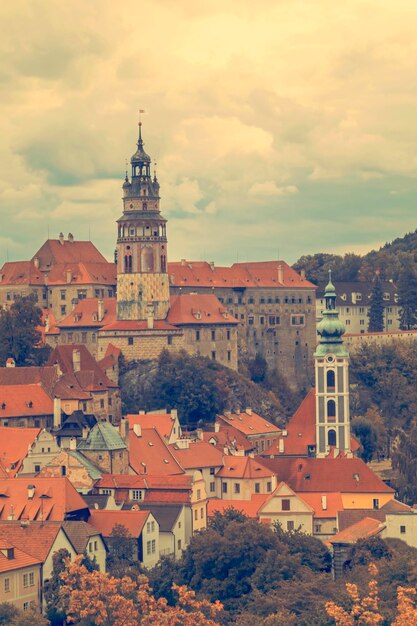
[383,293,390,301]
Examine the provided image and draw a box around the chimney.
[170,409,178,419]
[245,408,252,416]
[278,438,284,454]
[27,484,35,500]
[196,428,203,440]
[5,358,15,368]
[277,264,284,284]
[181,259,186,266]
[321,495,327,511]
[133,424,142,437]
[72,349,81,373]
[214,421,220,432]
[59,232,64,245]
[44,314,50,333]
[119,418,129,448]
[53,398,62,429]
[175,439,190,449]
[209,261,215,271]
[300,269,306,280]
[69,437,77,451]
[97,299,104,323]
[66,269,72,284]
[33,256,40,269]
[68,233,74,242]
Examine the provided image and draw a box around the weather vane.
[139,109,145,125]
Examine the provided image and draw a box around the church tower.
[314,272,352,458]
[116,122,170,321]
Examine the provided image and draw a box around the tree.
[351,417,378,463]
[0,603,18,626]
[44,548,71,626]
[248,354,268,384]
[392,425,417,505]
[0,295,50,366]
[367,276,384,332]
[106,523,142,578]
[273,524,332,573]
[348,537,392,568]
[397,261,417,330]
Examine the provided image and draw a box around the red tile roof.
[263,388,360,457]
[0,384,53,418]
[216,456,275,479]
[168,260,315,289]
[167,294,238,325]
[329,517,385,545]
[143,491,191,504]
[0,427,41,477]
[127,413,177,440]
[0,477,88,521]
[0,544,41,573]
[98,343,121,372]
[169,441,224,469]
[96,474,192,491]
[0,521,62,562]
[201,428,254,453]
[58,298,116,328]
[48,344,117,391]
[217,409,280,437]
[88,510,150,538]
[208,495,269,518]
[258,457,395,494]
[297,492,344,519]
[129,428,185,476]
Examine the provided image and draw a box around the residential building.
[63,521,107,571]
[128,426,184,476]
[141,504,189,558]
[88,510,160,569]
[0,541,42,612]
[316,280,400,333]
[17,429,61,476]
[216,456,277,500]
[0,235,116,321]
[383,510,417,548]
[77,421,128,474]
[168,440,224,498]
[126,410,182,445]
[39,449,102,493]
[328,517,386,578]
[216,408,281,455]
[344,329,417,351]
[0,426,57,477]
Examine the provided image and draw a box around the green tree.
[351,416,379,462]
[44,548,71,626]
[392,425,417,505]
[0,602,18,626]
[106,523,142,578]
[0,295,50,366]
[248,354,268,384]
[367,275,385,332]
[273,524,332,573]
[348,537,393,568]
[397,261,417,330]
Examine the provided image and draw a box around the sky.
[1,0,417,266]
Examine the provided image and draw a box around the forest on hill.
[292,228,417,284]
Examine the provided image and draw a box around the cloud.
[249,181,298,196]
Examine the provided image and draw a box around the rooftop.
[88,510,150,538]
[216,456,275,479]
[217,408,280,437]
[169,441,224,469]
[78,421,126,452]
[129,428,184,476]
[167,293,239,326]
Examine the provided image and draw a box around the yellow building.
[0,542,42,612]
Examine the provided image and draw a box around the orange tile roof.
[0,384,53,418]
[0,477,88,521]
[0,427,41,477]
[263,388,360,457]
[58,298,116,328]
[96,474,192,491]
[259,457,395,494]
[88,510,150,538]
[48,344,117,391]
[216,456,275,479]
[201,428,254,453]
[169,441,224,469]
[127,413,176,440]
[329,517,385,545]
[143,491,191,504]
[297,492,344,519]
[217,410,280,437]
[0,544,41,573]
[168,260,315,289]
[208,494,269,518]
[129,428,185,476]
[167,294,239,325]
[98,343,121,371]
[0,521,62,562]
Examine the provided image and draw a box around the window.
[227,330,231,340]
[346,319,351,325]
[227,350,231,362]
[128,337,134,346]
[29,572,34,586]
[327,429,337,446]
[100,399,105,409]
[373,498,379,510]
[23,573,29,588]
[177,539,182,551]
[200,507,204,519]
[210,467,215,475]
[211,330,216,341]
[23,602,30,611]
[34,464,41,473]
[94,541,98,551]
[267,481,272,492]
[400,525,406,534]
[167,335,173,345]
[146,541,151,555]
[281,498,290,511]
[60,290,66,301]
[77,290,87,300]
[254,482,260,494]
[81,332,87,343]
[132,490,142,500]
[211,351,216,360]
[151,521,155,532]
[147,522,150,532]
[287,521,294,531]
[360,319,365,326]
[196,330,200,341]
[248,297,254,304]
[315,524,322,533]
[234,483,240,494]
[197,489,201,500]
[327,370,335,388]
[4,578,10,593]
[327,400,336,418]
[210,482,215,492]
[248,316,254,325]
[89,543,93,552]
[222,483,228,494]
[194,509,198,520]
[260,316,265,325]
[60,305,67,316]
[291,315,305,326]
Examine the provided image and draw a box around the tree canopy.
[0,295,50,366]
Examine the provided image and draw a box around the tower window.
[327,429,336,447]
[327,370,335,389]
[327,400,336,418]
[124,255,133,273]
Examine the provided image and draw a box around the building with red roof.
[0,540,42,611]
[217,408,281,455]
[328,517,386,578]
[88,509,159,568]
[0,234,116,322]
[168,260,316,387]
[126,410,181,444]
[128,426,184,476]
[168,440,224,498]
[216,456,277,500]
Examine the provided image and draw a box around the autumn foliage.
[325,563,417,625]
[60,557,222,626]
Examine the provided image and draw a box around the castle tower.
[314,272,352,458]
[116,122,170,321]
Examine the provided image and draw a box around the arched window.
[124,255,132,273]
[141,247,154,272]
[327,370,335,389]
[143,202,147,210]
[327,399,336,418]
[328,429,336,447]
[161,255,166,272]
